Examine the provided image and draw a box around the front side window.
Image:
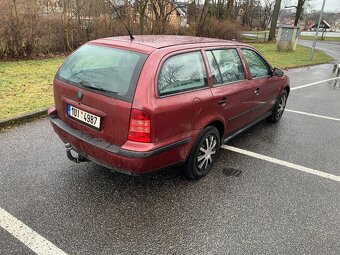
[56,45,147,102]
[207,49,246,85]
[241,49,271,78]
[158,52,207,96]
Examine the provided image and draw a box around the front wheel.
[267,90,288,123]
[184,126,220,180]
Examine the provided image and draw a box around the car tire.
[267,90,288,123]
[184,126,220,180]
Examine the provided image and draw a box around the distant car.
[49,35,290,179]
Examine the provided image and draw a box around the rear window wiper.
[79,81,117,95]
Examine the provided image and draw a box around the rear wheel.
[184,126,220,180]
[267,90,288,123]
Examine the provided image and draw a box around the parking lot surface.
[0,64,340,255]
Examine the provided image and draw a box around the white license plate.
[67,105,101,129]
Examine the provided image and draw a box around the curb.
[283,60,335,70]
[0,109,48,129]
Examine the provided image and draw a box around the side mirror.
[273,67,284,77]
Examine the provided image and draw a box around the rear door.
[240,48,279,121]
[207,48,254,136]
[54,44,147,146]
[152,50,214,142]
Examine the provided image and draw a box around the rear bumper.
[48,110,193,174]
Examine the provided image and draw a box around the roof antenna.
[110,3,134,41]
[124,24,135,41]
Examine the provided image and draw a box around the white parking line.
[285,109,340,122]
[291,77,340,91]
[0,207,68,255]
[221,145,340,183]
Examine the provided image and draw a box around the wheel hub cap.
[277,94,287,117]
[197,135,217,170]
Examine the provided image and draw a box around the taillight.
[128,109,151,143]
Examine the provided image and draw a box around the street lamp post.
[310,0,327,61]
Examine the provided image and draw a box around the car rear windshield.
[56,44,148,102]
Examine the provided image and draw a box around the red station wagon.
[49,35,290,179]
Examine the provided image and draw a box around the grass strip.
[252,43,333,69]
[0,57,64,120]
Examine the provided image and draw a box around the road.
[301,31,340,37]
[1,64,340,255]
[298,39,340,62]
[242,31,340,39]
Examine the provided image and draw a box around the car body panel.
[53,79,132,147]
[210,80,255,135]
[250,76,279,121]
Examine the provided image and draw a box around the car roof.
[90,35,249,54]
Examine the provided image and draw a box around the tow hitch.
[65,143,89,163]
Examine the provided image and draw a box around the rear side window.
[158,51,208,96]
[241,49,271,78]
[56,45,147,102]
[207,49,246,86]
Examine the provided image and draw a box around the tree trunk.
[294,0,305,26]
[268,0,281,41]
[196,0,210,36]
[139,1,148,34]
[226,0,234,20]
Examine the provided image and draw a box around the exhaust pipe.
[65,143,89,163]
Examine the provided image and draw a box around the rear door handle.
[254,88,260,95]
[218,97,227,105]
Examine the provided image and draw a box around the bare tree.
[0,0,44,58]
[196,0,210,36]
[268,0,281,41]
[241,0,259,29]
[285,0,309,26]
[150,0,180,34]
[226,0,234,20]
[260,0,273,30]
[294,0,307,26]
[137,0,149,34]
[0,0,257,59]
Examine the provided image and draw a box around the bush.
[0,0,44,59]
[197,17,241,41]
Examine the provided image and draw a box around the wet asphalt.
[0,64,340,255]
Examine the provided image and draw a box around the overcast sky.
[306,0,340,12]
[281,0,340,12]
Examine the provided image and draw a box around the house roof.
[94,35,238,50]
[175,2,187,15]
[312,19,331,29]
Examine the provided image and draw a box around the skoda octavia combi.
[49,35,290,179]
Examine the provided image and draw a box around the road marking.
[221,145,340,183]
[291,76,340,91]
[0,207,68,255]
[285,109,340,122]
